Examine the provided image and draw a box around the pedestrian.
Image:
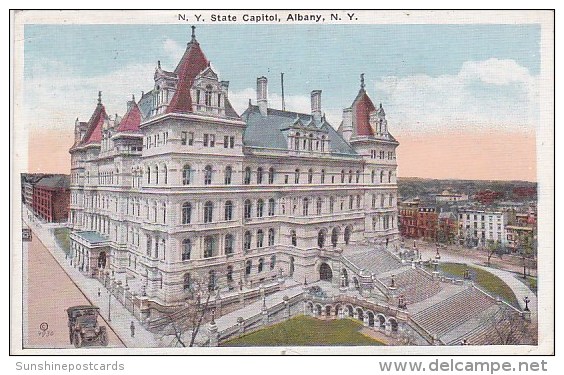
[130,321,135,338]
[98,288,101,297]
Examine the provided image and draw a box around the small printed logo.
[38,322,53,337]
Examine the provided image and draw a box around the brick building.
[32,175,70,222]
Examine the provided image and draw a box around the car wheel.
[99,331,108,347]
[73,332,82,348]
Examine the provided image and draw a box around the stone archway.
[356,307,364,321]
[97,252,107,269]
[377,314,386,329]
[367,311,375,327]
[346,305,354,317]
[319,263,333,281]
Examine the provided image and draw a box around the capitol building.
[68,27,400,312]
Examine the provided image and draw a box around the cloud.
[22,60,155,133]
[374,58,539,134]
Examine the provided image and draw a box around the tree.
[486,239,503,266]
[151,274,221,347]
[520,235,535,279]
[483,305,536,345]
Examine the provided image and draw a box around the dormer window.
[205,85,213,107]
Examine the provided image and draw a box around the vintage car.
[66,305,108,348]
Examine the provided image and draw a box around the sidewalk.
[23,210,159,348]
[417,247,537,319]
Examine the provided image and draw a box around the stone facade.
[68,29,400,309]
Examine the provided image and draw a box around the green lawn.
[53,227,70,255]
[439,263,519,307]
[221,315,385,346]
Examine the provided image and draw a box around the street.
[23,227,125,349]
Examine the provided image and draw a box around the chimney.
[311,90,322,121]
[340,108,353,142]
[257,76,268,116]
[220,81,229,99]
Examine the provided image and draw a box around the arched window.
[244,167,251,184]
[268,167,275,184]
[244,199,252,219]
[308,168,313,184]
[147,166,151,184]
[208,270,216,291]
[256,229,264,248]
[257,199,264,217]
[316,197,323,215]
[224,234,234,255]
[371,170,375,183]
[181,202,192,224]
[388,170,393,183]
[154,165,159,184]
[204,201,213,223]
[204,165,213,185]
[331,228,339,247]
[182,239,191,260]
[183,273,191,290]
[318,229,326,248]
[146,235,152,256]
[204,236,215,258]
[320,169,325,184]
[245,260,252,275]
[224,166,232,185]
[244,231,251,251]
[182,165,191,185]
[204,85,213,107]
[270,255,276,270]
[289,256,295,276]
[226,265,233,282]
[294,169,300,184]
[356,170,360,183]
[308,134,313,151]
[257,167,263,184]
[348,170,353,183]
[380,170,384,183]
[163,165,168,184]
[224,200,233,221]
[389,194,393,207]
[294,132,300,150]
[349,196,354,210]
[340,170,345,183]
[321,135,326,152]
[258,258,264,273]
[291,230,297,247]
[357,195,361,208]
[268,198,275,216]
[303,198,309,216]
[268,228,275,246]
[162,202,167,223]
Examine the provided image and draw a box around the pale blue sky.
[23,24,540,134]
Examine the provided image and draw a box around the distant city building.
[437,211,458,244]
[458,209,508,247]
[32,175,70,222]
[398,198,439,242]
[434,190,468,203]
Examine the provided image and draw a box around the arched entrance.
[319,263,333,281]
[346,305,354,317]
[331,227,339,247]
[344,225,352,244]
[356,307,364,321]
[325,305,332,316]
[341,268,349,286]
[97,252,107,269]
[367,312,375,327]
[377,314,386,329]
[390,318,399,332]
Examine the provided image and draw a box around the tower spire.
[191,25,196,42]
[360,73,365,90]
[98,91,102,105]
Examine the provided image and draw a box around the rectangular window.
[188,132,194,146]
[224,135,229,148]
[181,131,187,145]
[210,134,215,147]
[230,136,235,148]
[203,134,209,147]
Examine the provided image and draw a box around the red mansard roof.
[82,103,108,145]
[166,39,209,114]
[353,90,376,137]
[117,101,141,132]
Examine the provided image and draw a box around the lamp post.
[523,296,530,312]
[108,278,112,322]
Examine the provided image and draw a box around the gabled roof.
[242,105,357,157]
[166,38,209,114]
[116,100,142,133]
[351,89,376,137]
[82,103,108,145]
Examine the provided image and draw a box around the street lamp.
[523,296,530,312]
[108,281,112,322]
